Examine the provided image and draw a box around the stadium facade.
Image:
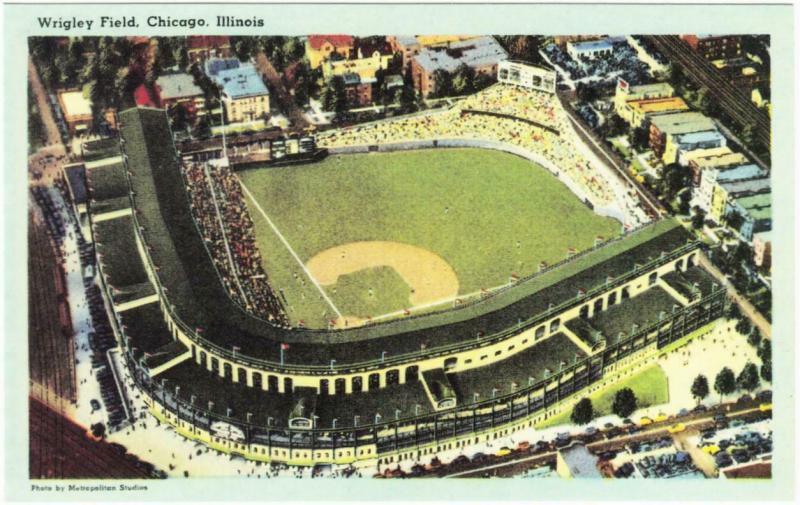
[88,107,728,466]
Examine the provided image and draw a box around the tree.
[169,103,190,133]
[725,211,744,232]
[451,64,476,96]
[714,367,736,402]
[611,388,637,419]
[678,190,691,215]
[760,361,771,382]
[691,374,709,404]
[321,76,347,115]
[757,341,771,363]
[691,207,706,230]
[571,398,594,425]
[628,126,649,151]
[736,362,760,392]
[90,422,106,439]
[431,69,453,98]
[735,318,752,336]
[725,302,742,321]
[747,329,762,348]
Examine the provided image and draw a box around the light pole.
[267,416,273,427]
[395,409,401,420]
[492,388,498,399]
[332,418,338,429]
[474,392,480,403]
[312,414,319,429]
[415,404,421,416]
[330,359,336,371]
[354,415,360,427]
[381,351,387,363]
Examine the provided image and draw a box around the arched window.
[593,298,604,314]
[368,373,380,391]
[223,362,233,379]
[319,379,329,395]
[335,378,346,394]
[267,375,279,391]
[352,376,363,393]
[283,377,293,393]
[237,367,246,384]
[386,369,400,385]
[648,272,658,286]
[405,366,419,383]
[252,372,263,390]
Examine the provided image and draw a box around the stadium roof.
[650,112,716,136]
[156,73,203,100]
[414,36,508,73]
[63,164,87,205]
[215,65,269,100]
[117,107,696,367]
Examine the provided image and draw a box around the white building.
[497,60,557,94]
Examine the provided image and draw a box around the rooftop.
[588,286,683,345]
[58,90,92,119]
[720,177,771,196]
[186,35,230,50]
[650,112,717,136]
[625,82,675,97]
[155,73,203,100]
[93,216,154,302]
[687,149,748,169]
[568,39,614,53]
[205,57,241,77]
[308,35,354,51]
[716,164,766,183]
[628,97,689,115]
[215,65,269,100]
[414,36,508,74]
[674,130,726,146]
[559,442,602,478]
[86,162,128,201]
[732,193,771,220]
[63,164,87,205]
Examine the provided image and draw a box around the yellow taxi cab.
[494,447,512,457]
[667,423,686,434]
[654,413,669,423]
[639,416,653,426]
[759,403,772,412]
[702,445,721,455]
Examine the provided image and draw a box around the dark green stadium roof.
[118,302,173,358]
[115,107,697,368]
[448,332,586,401]
[94,216,153,298]
[589,286,681,345]
[82,138,121,162]
[86,162,128,202]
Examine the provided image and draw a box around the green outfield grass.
[240,148,621,327]
[537,364,670,428]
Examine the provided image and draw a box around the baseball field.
[238,148,621,328]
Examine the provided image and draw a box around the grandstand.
[84,105,730,466]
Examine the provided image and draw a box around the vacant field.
[240,148,620,327]
[537,365,670,428]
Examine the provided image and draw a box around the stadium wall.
[134,303,727,467]
[327,139,630,224]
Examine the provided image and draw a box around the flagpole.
[280,347,284,366]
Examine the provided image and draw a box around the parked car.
[756,390,772,402]
[494,447,512,457]
[730,419,746,428]
[759,403,773,412]
[737,394,753,404]
[90,399,101,411]
[715,452,733,468]
[702,444,721,455]
[691,404,708,414]
[639,416,653,426]
[654,413,668,423]
[677,408,689,417]
[667,423,686,434]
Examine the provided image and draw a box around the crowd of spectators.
[182,161,289,326]
[319,84,619,207]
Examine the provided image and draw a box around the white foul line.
[239,180,343,320]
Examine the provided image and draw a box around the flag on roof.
[281,343,290,350]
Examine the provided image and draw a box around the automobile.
[737,394,753,404]
[730,419,746,428]
[534,440,550,453]
[603,422,615,430]
[554,433,571,447]
[731,449,751,464]
[584,427,598,437]
[622,418,634,425]
[715,452,733,468]
[713,413,727,423]
[471,452,489,463]
[718,439,732,450]
[90,399,101,411]
[667,423,686,434]
[756,390,772,402]
[494,447,512,457]
[702,444,721,455]
[677,408,689,417]
[626,425,642,435]
[691,404,708,414]
[759,403,773,412]
[639,416,653,426]
[701,430,717,440]
[516,441,531,452]
[726,444,748,455]
[598,451,618,461]
[450,455,470,467]
[654,413,668,423]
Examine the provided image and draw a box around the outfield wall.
[327,139,630,225]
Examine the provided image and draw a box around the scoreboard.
[497,60,557,94]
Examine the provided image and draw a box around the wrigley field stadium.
[87,71,729,467]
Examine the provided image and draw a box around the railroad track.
[646,36,770,161]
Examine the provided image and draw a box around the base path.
[307,241,460,308]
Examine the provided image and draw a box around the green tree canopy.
[612,388,638,419]
[571,398,594,425]
[714,367,736,401]
[736,362,760,392]
[691,374,709,404]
